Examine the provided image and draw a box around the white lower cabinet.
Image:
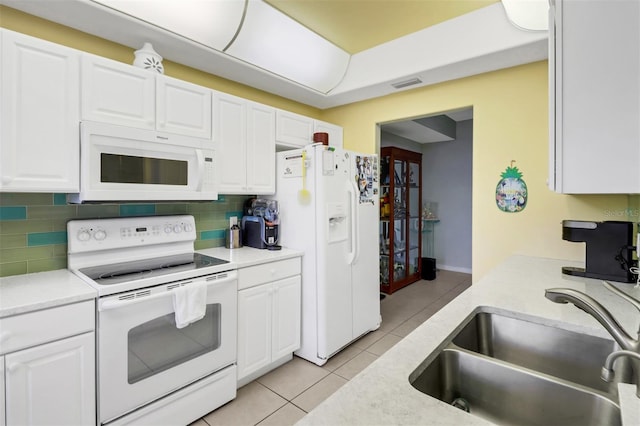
[5,333,95,426]
[0,300,96,426]
[237,262,301,387]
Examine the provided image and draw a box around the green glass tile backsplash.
[0,193,248,277]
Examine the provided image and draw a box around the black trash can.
[421,257,436,280]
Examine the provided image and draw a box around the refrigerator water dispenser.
[327,202,348,243]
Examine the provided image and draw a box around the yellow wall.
[1,6,634,281]
[322,62,632,280]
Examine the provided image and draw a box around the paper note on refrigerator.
[282,154,303,178]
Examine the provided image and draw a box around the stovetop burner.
[80,253,229,286]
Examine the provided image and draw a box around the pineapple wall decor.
[496,161,527,213]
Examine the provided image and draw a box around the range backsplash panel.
[0,193,246,277]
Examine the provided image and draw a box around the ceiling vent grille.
[391,78,423,89]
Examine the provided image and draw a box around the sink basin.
[451,311,633,394]
[409,309,633,425]
[410,348,621,426]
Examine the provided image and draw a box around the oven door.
[70,121,216,203]
[96,271,237,424]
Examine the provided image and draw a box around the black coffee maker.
[561,220,636,283]
[241,198,281,250]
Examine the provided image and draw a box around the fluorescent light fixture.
[501,0,549,31]
[92,0,246,51]
[224,0,350,93]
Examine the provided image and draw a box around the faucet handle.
[603,281,640,313]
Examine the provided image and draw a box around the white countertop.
[199,246,303,268]
[0,246,302,319]
[0,269,97,318]
[297,255,640,426]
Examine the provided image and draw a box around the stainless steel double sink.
[409,309,634,425]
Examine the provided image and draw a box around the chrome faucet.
[545,281,640,396]
[601,350,640,397]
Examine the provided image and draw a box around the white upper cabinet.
[0,29,80,192]
[275,109,313,148]
[81,54,155,130]
[276,109,344,149]
[549,0,640,193]
[215,92,275,194]
[156,74,212,139]
[82,54,212,139]
[314,120,344,149]
[215,92,247,192]
[246,102,276,194]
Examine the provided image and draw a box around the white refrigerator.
[274,144,381,366]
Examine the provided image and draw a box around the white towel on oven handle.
[173,282,207,329]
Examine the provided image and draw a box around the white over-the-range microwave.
[68,122,217,203]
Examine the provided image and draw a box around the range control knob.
[183,223,193,232]
[164,225,173,234]
[94,230,107,241]
[77,230,91,242]
[173,224,182,233]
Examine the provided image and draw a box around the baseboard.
[438,264,472,274]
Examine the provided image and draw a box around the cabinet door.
[246,101,276,194]
[237,285,272,381]
[157,75,212,139]
[314,120,343,149]
[0,30,80,192]
[275,109,313,147]
[550,0,640,193]
[271,276,301,360]
[5,333,95,426]
[81,54,155,129]
[215,92,248,193]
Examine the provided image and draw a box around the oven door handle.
[98,290,176,312]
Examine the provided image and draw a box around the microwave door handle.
[195,149,205,191]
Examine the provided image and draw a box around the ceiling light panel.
[92,0,246,51]
[224,0,350,93]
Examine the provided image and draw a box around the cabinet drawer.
[238,258,301,290]
[0,300,95,355]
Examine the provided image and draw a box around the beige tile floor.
[191,270,472,426]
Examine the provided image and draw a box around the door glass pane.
[128,303,221,384]
[394,218,406,281]
[380,221,390,285]
[408,161,421,275]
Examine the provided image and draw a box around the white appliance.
[274,144,381,366]
[68,215,236,426]
[68,122,217,203]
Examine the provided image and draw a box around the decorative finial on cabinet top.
[133,42,164,74]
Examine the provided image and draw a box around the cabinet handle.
[156,135,169,140]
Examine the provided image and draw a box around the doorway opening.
[377,107,473,289]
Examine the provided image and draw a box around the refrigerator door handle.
[347,180,360,265]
